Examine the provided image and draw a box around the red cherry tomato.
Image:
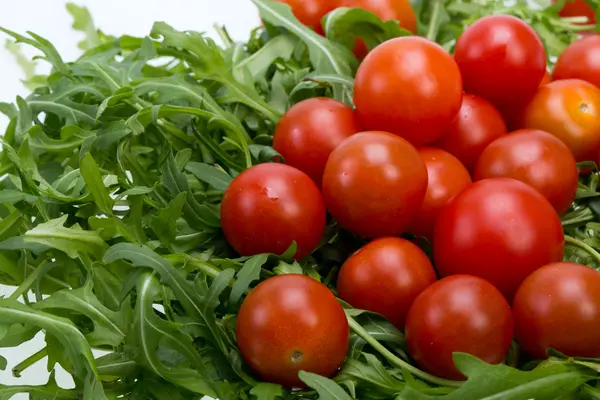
[454,15,547,107]
[221,163,326,259]
[554,0,597,24]
[434,94,507,172]
[337,0,418,59]
[274,0,335,34]
[322,131,428,238]
[554,35,600,89]
[522,79,600,162]
[513,263,600,359]
[236,274,349,388]
[474,129,578,214]
[434,178,565,300]
[273,98,360,186]
[498,70,552,131]
[412,148,472,240]
[354,37,463,146]
[405,275,514,380]
[337,237,437,329]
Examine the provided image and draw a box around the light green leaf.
[80,152,115,214]
[249,383,284,400]
[229,254,268,305]
[66,3,101,50]
[299,371,354,400]
[185,162,232,192]
[151,192,187,247]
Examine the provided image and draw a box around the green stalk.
[347,315,463,388]
[12,348,47,378]
[9,260,49,301]
[565,235,600,265]
[426,0,444,41]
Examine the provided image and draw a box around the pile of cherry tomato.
[223,0,600,390]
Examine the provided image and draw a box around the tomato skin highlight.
[273,98,360,186]
[236,274,349,388]
[434,94,507,172]
[354,37,463,146]
[553,35,600,89]
[513,263,600,359]
[522,79,600,162]
[220,163,326,259]
[474,129,578,215]
[337,237,437,329]
[322,131,428,238]
[433,178,565,300]
[273,0,335,34]
[454,15,546,107]
[405,275,514,380]
[412,148,472,240]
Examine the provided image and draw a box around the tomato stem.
[564,235,600,265]
[346,314,463,388]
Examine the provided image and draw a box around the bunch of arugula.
[1,0,600,399]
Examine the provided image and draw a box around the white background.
[0,0,257,397]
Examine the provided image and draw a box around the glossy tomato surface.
[221,163,326,259]
[274,0,335,33]
[337,237,437,329]
[434,178,565,300]
[273,98,360,186]
[513,263,600,359]
[322,131,428,238]
[523,79,600,161]
[354,37,463,146]
[474,129,578,214]
[405,275,514,380]
[553,35,600,89]
[412,148,472,239]
[555,0,596,24]
[236,274,349,388]
[454,15,546,107]
[435,94,507,172]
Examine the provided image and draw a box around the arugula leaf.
[66,2,101,50]
[299,371,354,400]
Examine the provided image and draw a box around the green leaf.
[299,371,354,400]
[4,39,41,90]
[0,189,37,205]
[80,152,115,214]
[151,192,187,247]
[0,371,77,399]
[249,383,284,400]
[185,162,232,192]
[229,254,268,305]
[66,3,101,51]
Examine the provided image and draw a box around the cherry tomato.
[474,129,578,215]
[454,15,546,107]
[554,35,600,89]
[221,163,326,259]
[322,131,428,238]
[337,0,417,59]
[434,94,507,172]
[498,70,552,131]
[273,98,360,186]
[434,178,565,300]
[236,274,349,388]
[274,0,335,34]
[412,148,472,239]
[554,0,596,24]
[354,37,463,146]
[337,237,437,329]
[405,275,514,380]
[523,79,600,161]
[513,263,600,359]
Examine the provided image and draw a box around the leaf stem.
[12,347,47,378]
[9,260,49,301]
[426,0,444,41]
[346,314,462,388]
[564,235,600,265]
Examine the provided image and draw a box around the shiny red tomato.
[434,178,565,300]
[522,79,600,161]
[273,98,360,186]
[412,148,472,239]
[221,163,326,259]
[434,94,507,172]
[337,0,418,59]
[554,35,600,89]
[236,274,349,388]
[405,275,514,380]
[354,37,463,146]
[513,263,600,359]
[322,131,428,238]
[474,129,578,214]
[274,0,335,34]
[337,237,437,329]
[454,15,546,107]
[499,70,552,131]
[554,0,597,24]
